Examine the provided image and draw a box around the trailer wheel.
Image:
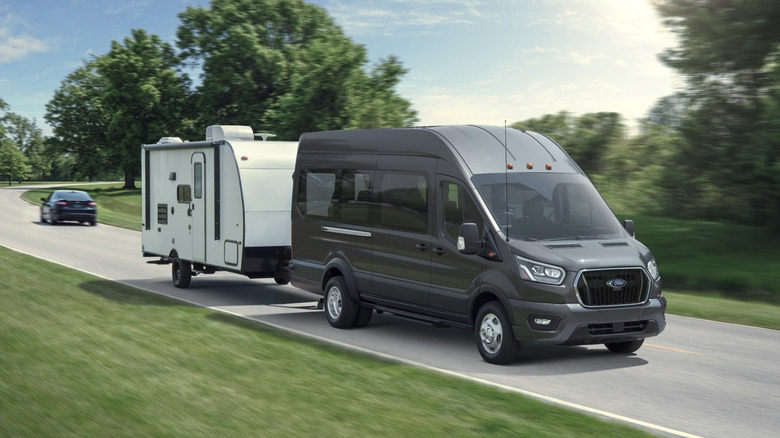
[605,339,644,354]
[172,256,192,289]
[475,302,520,364]
[274,276,290,285]
[324,276,358,328]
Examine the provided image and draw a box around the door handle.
[416,243,428,251]
[433,247,445,256]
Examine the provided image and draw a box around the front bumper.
[509,295,666,346]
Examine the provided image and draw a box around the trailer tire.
[324,276,358,328]
[274,276,290,285]
[172,256,192,289]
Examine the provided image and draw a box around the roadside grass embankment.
[0,246,655,438]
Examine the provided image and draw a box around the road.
[2,184,779,438]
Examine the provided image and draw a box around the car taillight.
[55,201,68,206]
[87,201,97,207]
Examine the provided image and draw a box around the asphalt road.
[2,184,779,438]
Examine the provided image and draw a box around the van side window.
[298,171,337,217]
[297,170,371,224]
[377,172,428,233]
[441,181,484,242]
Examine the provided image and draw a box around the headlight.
[515,255,565,285]
[647,258,660,280]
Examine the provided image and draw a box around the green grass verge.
[0,246,655,437]
[21,182,142,231]
[664,290,780,330]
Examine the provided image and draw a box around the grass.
[0,245,655,438]
[617,213,780,303]
[21,182,142,231]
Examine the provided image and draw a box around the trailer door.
[191,153,206,262]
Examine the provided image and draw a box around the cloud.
[0,33,48,63]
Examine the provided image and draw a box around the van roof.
[298,125,582,175]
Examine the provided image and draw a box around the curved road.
[2,184,779,438]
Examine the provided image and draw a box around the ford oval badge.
[607,278,627,289]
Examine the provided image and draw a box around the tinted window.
[297,170,371,225]
[377,172,428,233]
[441,181,484,242]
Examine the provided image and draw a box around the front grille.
[588,320,648,335]
[575,268,648,307]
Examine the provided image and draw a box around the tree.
[0,139,31,184]
[177,0,416,139]
[654,0,780,226]
[45,62,111,181]
[97,29,192,188]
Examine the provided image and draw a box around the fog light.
[527,315,561,331]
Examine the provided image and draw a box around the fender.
[321,257,361,301]
[467,284,518,326]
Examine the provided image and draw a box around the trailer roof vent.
[158,137,183,144]
[206,125,254,141]
[254,133,277,141]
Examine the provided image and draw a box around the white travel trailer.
[141,125,298,288]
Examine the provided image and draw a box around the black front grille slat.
[576,269,648,307]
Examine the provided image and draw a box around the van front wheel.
[475,302,520,364]
[324,276,358,328]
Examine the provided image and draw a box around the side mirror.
[623,219,635,238]
[41,197,47,202]
[458,223,480,255]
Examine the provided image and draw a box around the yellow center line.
[645,343,703,355]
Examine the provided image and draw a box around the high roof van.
[290,125,665,364]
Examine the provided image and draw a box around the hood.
[509,238,653,271]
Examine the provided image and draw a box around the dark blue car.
[40,190,97,226]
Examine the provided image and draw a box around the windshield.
[473,173,625,241]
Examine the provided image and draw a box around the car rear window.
[59,191,92,201]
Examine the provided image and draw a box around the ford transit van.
[290,125,665,364]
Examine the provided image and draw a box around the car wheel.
[605,339,644,354]
[475,302,520,364]
[172,256,192,288]
[324,276,358,328]
[40,210,47,223]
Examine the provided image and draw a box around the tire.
[352,307,373,328]
[40,210,47,223]
[324,276,358,328]
[605,339,644,354]
[274,276,290,285]
[172,256,192,289]
[475,302,520,364]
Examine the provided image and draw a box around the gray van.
[290,125,665,364]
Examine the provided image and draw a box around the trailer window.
[176,185,191,203]
[193,162,203,199]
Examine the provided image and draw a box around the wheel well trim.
[469,287,516,327]
[321,258,359,301]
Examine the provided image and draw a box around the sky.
[0,0,681,137]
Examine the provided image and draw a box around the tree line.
[2,0,778,227]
